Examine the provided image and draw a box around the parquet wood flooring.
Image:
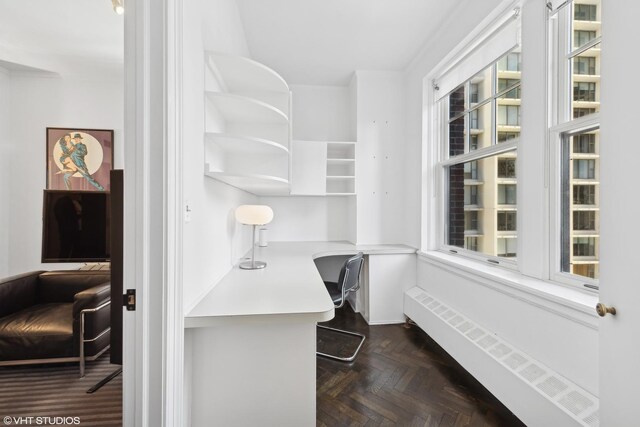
[317,307,525,427]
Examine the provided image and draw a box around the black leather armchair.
[0,270,111,377]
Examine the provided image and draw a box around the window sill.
[417,250,599,329]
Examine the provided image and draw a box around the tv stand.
[79,263,111,271]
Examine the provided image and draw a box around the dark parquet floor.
[317,307,525,427]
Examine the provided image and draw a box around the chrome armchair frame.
[79,300,111,377]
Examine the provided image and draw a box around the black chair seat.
[0,303,73,360]
[323,281,342,304]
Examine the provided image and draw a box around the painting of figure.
[46,128,113,191]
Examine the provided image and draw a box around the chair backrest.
[337,252,364,299]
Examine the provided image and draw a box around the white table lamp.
[235,205,274,270]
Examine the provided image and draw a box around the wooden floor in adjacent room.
[317,307,525,427]
[0,352,122,427]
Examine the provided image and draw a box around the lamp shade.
[235,205,273,225]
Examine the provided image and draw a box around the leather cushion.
[0,303,74,360]
[37,271,110,304]
[324,281,342,304]
[0,271,43,318]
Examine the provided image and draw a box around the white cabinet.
[291,140,327,195]
[362,254,416,324]
[203,52,292,196]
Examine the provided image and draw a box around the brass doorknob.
[596,303,616,317]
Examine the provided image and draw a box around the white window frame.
[426,6,522,270]
[548,0,601,291]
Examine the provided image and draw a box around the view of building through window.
[446,49,521,259]
[563,0,601,279]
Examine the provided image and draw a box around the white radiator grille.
[405,288,599,427]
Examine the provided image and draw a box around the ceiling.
[0,0,123,73]
[236,0,502,86]
[0,0,500,83]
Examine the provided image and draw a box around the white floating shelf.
[206,51,289,94]
[206,92,289,124]
[205,168,290,196]
[205,133,289,156]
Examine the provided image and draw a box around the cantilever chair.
[317,252,366,362]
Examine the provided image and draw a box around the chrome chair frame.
[317,253,366,362]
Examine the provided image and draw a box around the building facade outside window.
[553,0,602,283]
[439,47,521,262]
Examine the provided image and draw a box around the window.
[442,48,521,261]
[573,57,596,75]
[470,135,479,151]
[465,211,479,231]
[573,237,596,256]
[573,133,596,153]
[464,237,478,252]
[498,53,521,72]
[573,264,596,279]
[497,238,517,257]
[464,160,478,180]
[573,185,596,205]
[573,82,596,102]
[498,105,521,126]
[573,211,596,230]
[573,108,596,118]
[498,79,521,99]
[552,1,601,284]
[574,4,597,21]
[573,159,595,179]
[497,159,517,177]
[498,184,517,205]
[574,30,596,48]
[497,211,517,231]
[498,132,519,143]
[465,185,479,205]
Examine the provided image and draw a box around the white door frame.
[123,0,184,425]
[598,1,640,425]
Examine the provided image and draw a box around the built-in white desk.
[185,241,416,427]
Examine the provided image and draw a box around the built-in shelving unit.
[204,51,291,196]
[326,142,356,195]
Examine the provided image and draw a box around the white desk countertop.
[185,241,416,328]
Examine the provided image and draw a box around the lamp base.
[239,260,267,270]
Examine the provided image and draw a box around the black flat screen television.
[42,190,111,262]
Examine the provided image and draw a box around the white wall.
[290,84,354,141]
[355,71,406,245]
[267,84,356,244]
[0,69,9,277]
[404,0,598,410]
[259,196,351,242]
[182,0,256,311]
[5,72,123,276]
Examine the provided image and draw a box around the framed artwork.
[46,127,114,191]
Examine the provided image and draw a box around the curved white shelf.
[205,133,289,156]
[205,168,290,196]
[206,51,289,94]
[206,92,289,124]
